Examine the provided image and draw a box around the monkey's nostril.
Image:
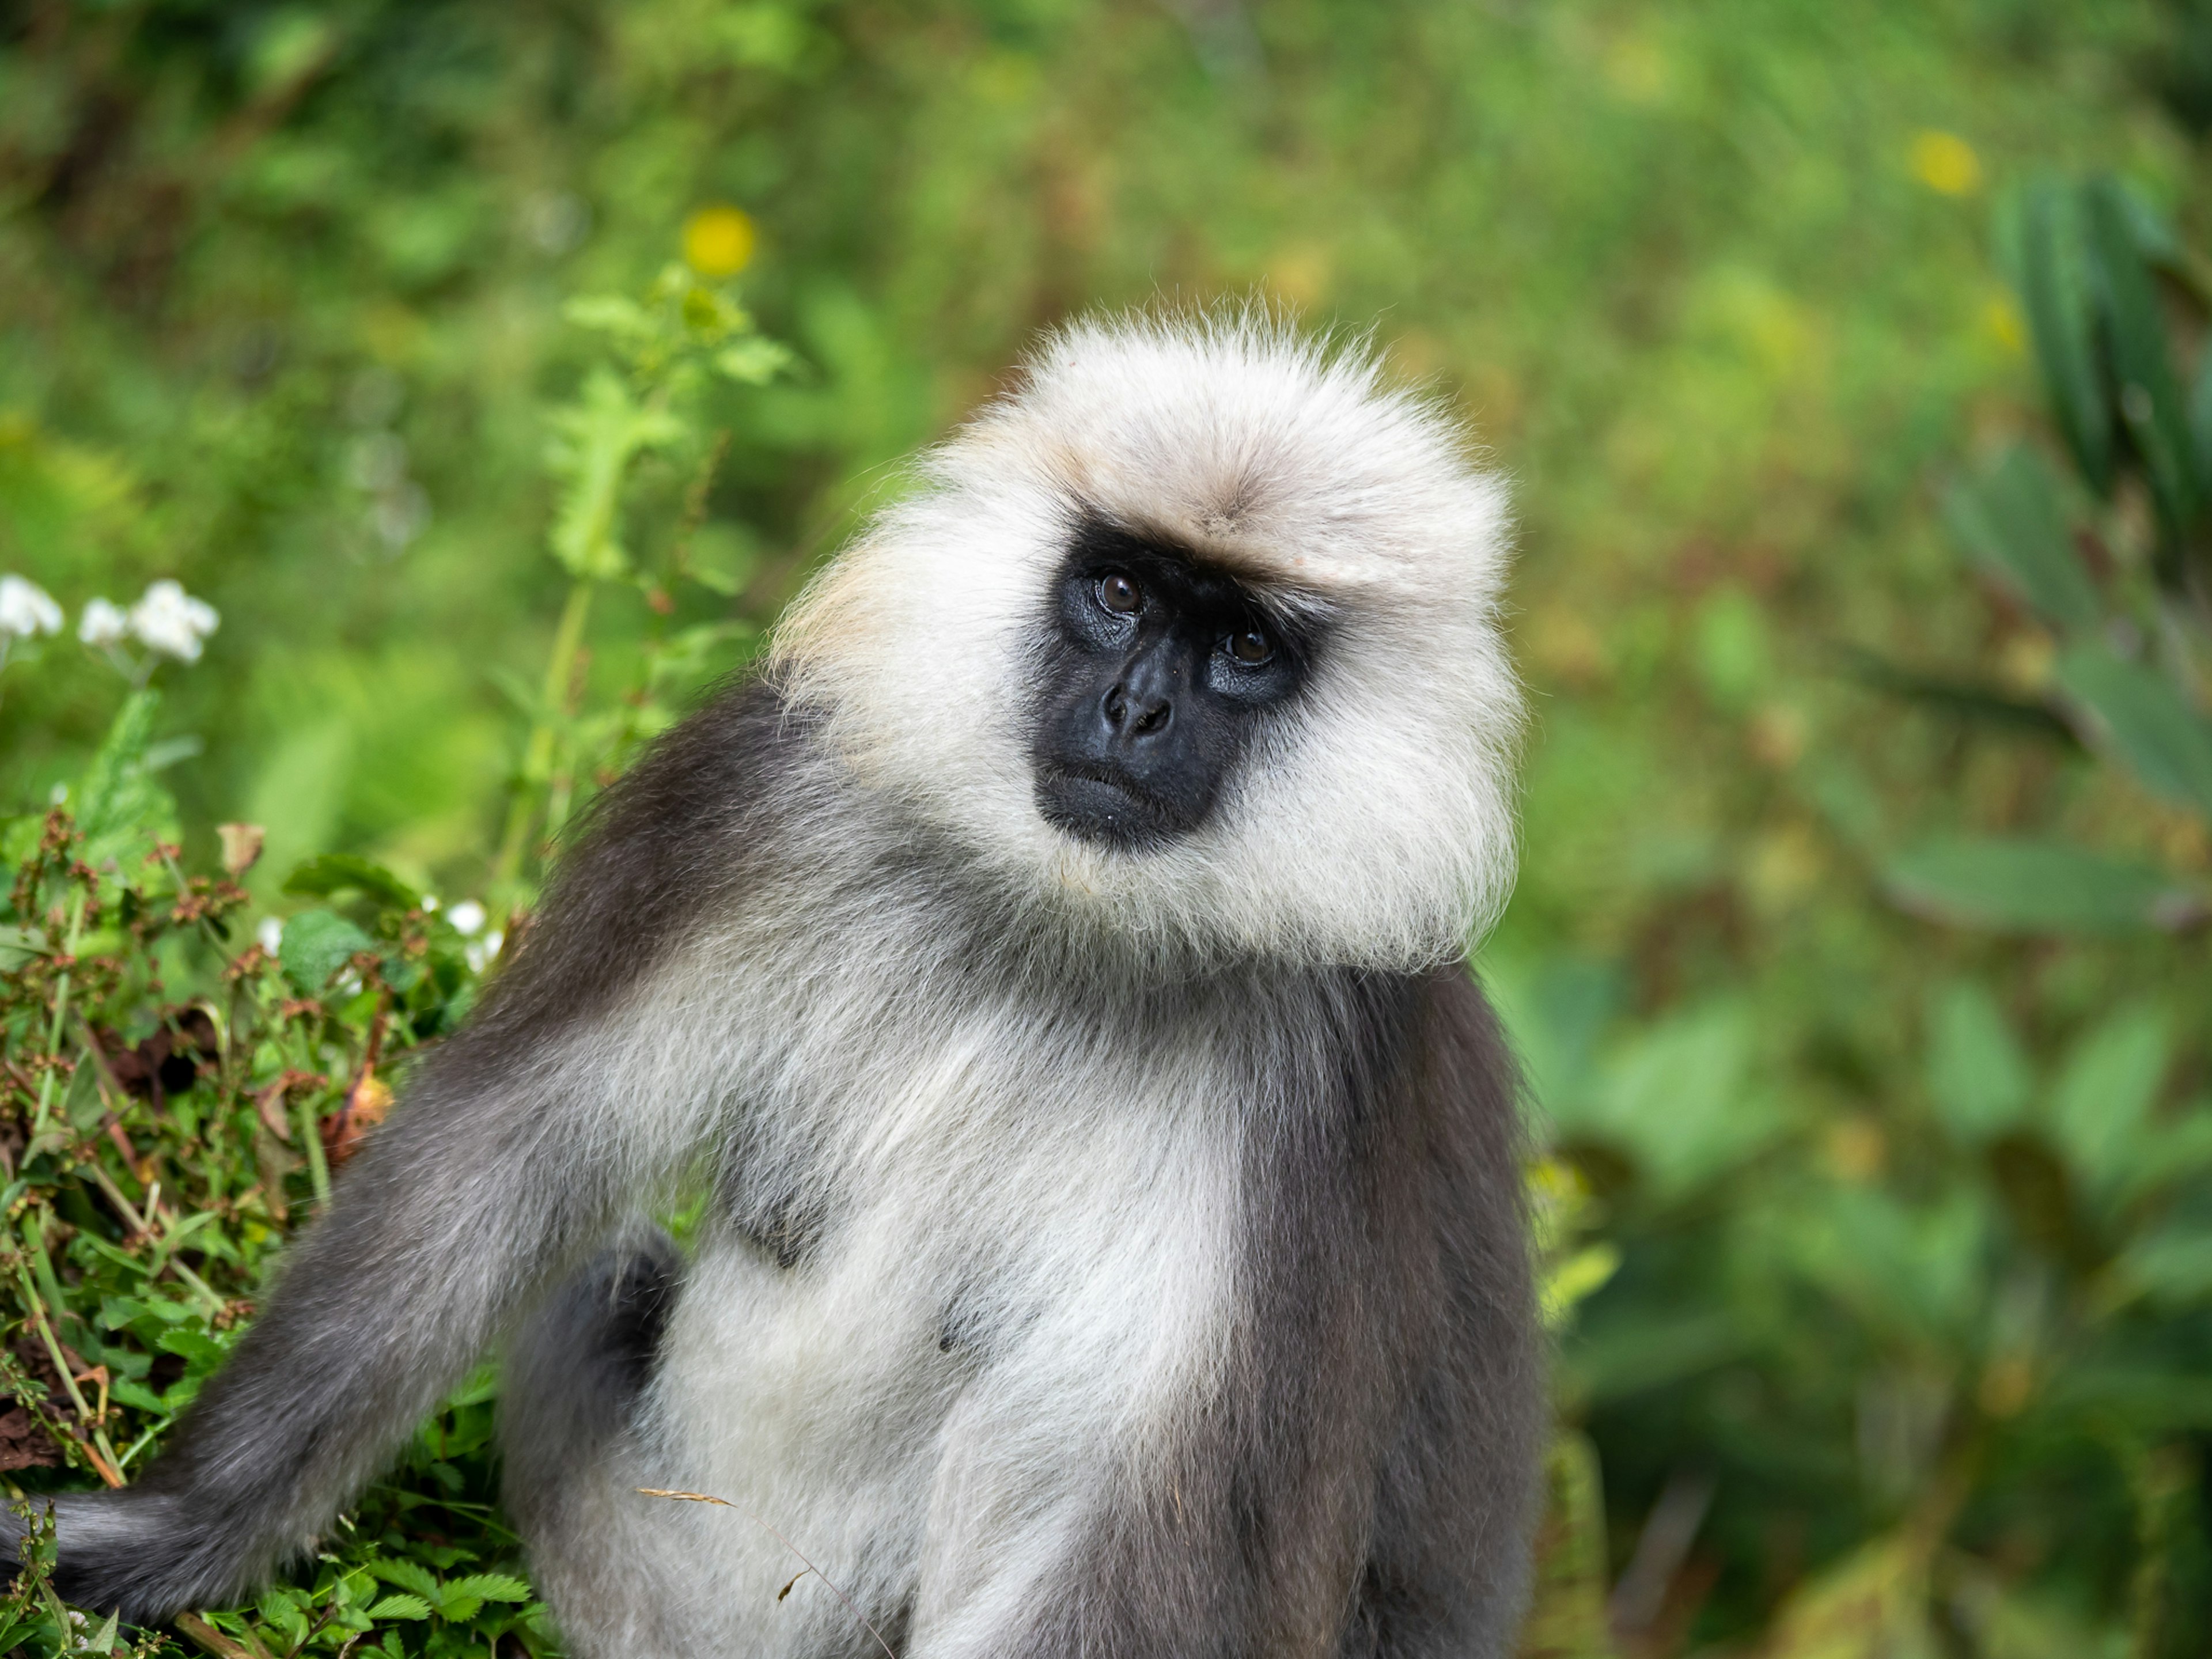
[1132,700,1171,736]
[1103,685,1128,729]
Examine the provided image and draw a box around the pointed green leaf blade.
[2086,177,2199,525]
[2012,176,2112,493]
[1885,836,2195,935]
[2054,642,2212,816]
[1942,447,2101,632]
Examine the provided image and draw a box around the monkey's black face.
[1029,520,1313,849]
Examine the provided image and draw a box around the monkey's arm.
[25,684,793,1623]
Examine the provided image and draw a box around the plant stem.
[32,891,88,1139]
[493,577,595,891]
[296,1095,331,1208]
[13,1263,123,1486]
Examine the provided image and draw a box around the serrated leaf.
[2013,176,2113,493]
[2086,177,2199,528]
[545,367,688,581]
[363,1594,432,1621]
[1942,448,2101,633]
[278,908,373,994]
[282,853,421,909]
[75,688,184,871]
[560,294,653,343]
[2054,642,2212,816]
[714,337,795,385]
[366,1558,441,1597]
[1885,836,2194,934]
[445,1574,533,1604]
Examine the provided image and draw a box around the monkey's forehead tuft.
[936,309,1512,601]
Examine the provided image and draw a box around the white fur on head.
[770,310,1523,971]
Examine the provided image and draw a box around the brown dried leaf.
[0,1404,64,1472]
[215,822,266,877]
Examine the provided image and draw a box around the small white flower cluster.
[444,899,503,973]
[0,573,221,676]
[0,574,63,640]
[82,579,221,662]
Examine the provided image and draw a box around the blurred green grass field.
[5,2,2212,1654]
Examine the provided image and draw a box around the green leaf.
[2048,1006,2169,1198]
[560,294,654,345]
[2053,642,2212,817]
[1884,836,2196,935]
[445,1574,532,1604]
[1941,448,2101,634]
[2086,177,2199,528]
[1569,1002,1786,1199]
[366,1558,441,1598]
[154,1326,227,1369]
[364,1594,433,1621]
[282,853,422,909]
[1840,645,2079,744]
[2012,176,2113,493]
[278,907,374,994]
[714,336,796,385]
[75,688,184,870]
[681,521,759,596]
[544,367,688,581]
[1515,1431,1614,1659]
[1926,981,2032,1141]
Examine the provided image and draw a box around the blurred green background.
[6,1,2212,1654]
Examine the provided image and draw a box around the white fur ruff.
[770,312,1523,972]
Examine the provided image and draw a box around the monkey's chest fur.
[558,963,1293,1656]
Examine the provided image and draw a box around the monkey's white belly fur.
[538,1001,1245,1658]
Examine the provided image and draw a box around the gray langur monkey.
[16,315,1543,1657]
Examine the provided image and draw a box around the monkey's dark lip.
[1035,764,1184,847]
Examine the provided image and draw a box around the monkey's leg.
[501,1229,682,1528]
[499,1231,700,1656]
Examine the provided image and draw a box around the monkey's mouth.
[1035,764,1187,849]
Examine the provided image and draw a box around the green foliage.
[0,712,534,1656]
[5,3,2212,1657]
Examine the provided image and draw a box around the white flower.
[447,899,486,935]
[79,597,130,647]
[257,916,285,955]
[465,929,503,974]
[128,579,219,662]
[0,575,62,639]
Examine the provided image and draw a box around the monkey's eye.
[1225,628,1274,666]
[1096,573,1143,616]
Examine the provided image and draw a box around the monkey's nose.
[1102,681,1173,740]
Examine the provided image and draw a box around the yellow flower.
[683,205,756,277]
[1983,294,2025,353]
[1910,130,1982,196]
